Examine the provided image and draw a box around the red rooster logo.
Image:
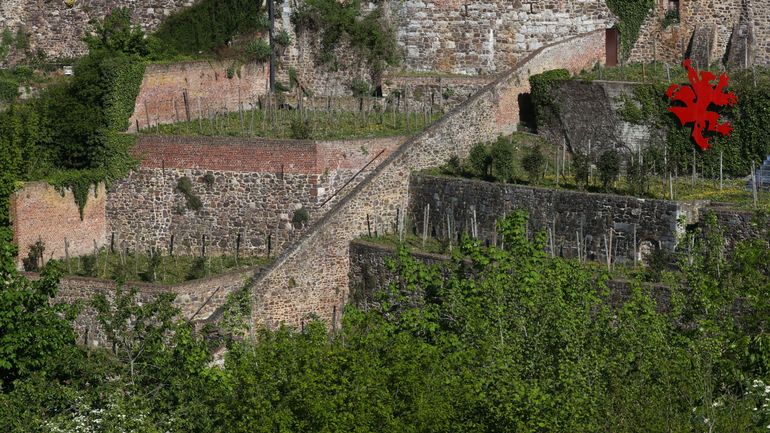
[666,59,737,151]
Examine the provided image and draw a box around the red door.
[606,28,619,67]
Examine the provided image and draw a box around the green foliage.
[573,152,591,188]
[292,207,310,228]
[0,230,76,388]
[245,39,271,63]
[598,149,620,190]
[522,146,546,182]
[661,9,680,28]
[606,0,655,59]
[152,0,268,57]
[187,257,207,280]
[291,0,400,73]
[0,77,18,103]
[83,8,151,56]
[467,142,492,178]
[289,116,312,139]
[529,68,570,131]
[176,176,203,211]
[490,136,515,182]
[274,30,291,47]
[350,78,371,98]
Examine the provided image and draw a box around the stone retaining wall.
[408,174,700,264]
[107,135,404,257]
[242,30,607,330]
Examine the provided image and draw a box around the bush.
[245,39,271,63]
[187,257,207,280]
[598,149,621,190]
[274,30,291,47]
[529,69,570,131]
[468,143,491,178]
[290,117,313,139]
[443,154,463,176]
[0,77,18,103]
[573,152,591,188]
[22,240,45,272]
[490,137,515,182]
[522,147,546,182]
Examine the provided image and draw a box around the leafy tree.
[598,149,620,190]
[490,136,515,182]
[467,142,491,179]
[573,151,591,188]
[522,146,545,182]
[0,229,77,388]
[83,8,150,56]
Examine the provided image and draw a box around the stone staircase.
[748,155,770,191]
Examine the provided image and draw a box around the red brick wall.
[132,135,404,174]
[127,61,269,132]
[10,182,107,268]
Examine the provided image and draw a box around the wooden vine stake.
[422,204,430,250]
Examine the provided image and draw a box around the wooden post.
[752,160,758,208]
[169,234,174,257]
[64,238,71,273]
[422,204,430,249]
[719,150,725,191]
[366,214,372,237]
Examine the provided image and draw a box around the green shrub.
[187,257,207,280]
[290,117,313,139]
[152,0,267,56]
[598,149,621,190]
[468,143,492,179]
[0,77,18,103]
[573,152,591,188]
[522,147,546,182]
[490,137,515,182]
[274,30,291,47]
[245,39,271,63]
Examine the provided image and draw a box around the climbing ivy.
[529,69,571,132]
[606,0,655,59]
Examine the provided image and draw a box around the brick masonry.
[10,182,107,268]
[241,30,607,330]
[127,61,269,132]
[106,134,405,258]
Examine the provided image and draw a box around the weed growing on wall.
[291,0,400,79]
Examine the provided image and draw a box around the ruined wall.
[0,0,196,61]
[10,182,107,268]
[127,61,269,132]
[408,174,699,264]
[242,30,606,330]
[107,135,403,258]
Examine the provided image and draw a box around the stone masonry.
[107,134,404,258]
[242,30,607,330]
[408,174,701,265]
[0,0,195,62]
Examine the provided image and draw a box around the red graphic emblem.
[666,59,737,151]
